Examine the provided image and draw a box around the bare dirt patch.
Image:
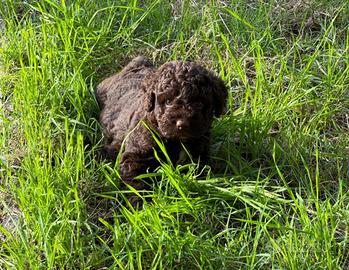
[269,0,345,36]
[0,40,21,240]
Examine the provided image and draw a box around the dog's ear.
[211,76,228,117]
[145,91,155,112]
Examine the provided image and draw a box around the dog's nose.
[176,119,188,131]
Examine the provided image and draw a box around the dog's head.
[143,61,228,140]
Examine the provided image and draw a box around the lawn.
[0,0,349,269]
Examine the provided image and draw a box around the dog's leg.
[119,150,157,208]
[184,133,210,165]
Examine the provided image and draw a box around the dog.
[96,56,228,205]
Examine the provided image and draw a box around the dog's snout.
[176,119,188,131]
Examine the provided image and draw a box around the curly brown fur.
[96,56,228,206]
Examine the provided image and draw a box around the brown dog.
[96,56,228,204]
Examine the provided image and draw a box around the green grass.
[0,0,349,269]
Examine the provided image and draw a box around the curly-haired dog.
[96,56,228,204]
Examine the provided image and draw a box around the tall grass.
[0,0,348,269]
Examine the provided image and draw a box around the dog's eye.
[156,94,167,103]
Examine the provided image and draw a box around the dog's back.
[96,56,154,158]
